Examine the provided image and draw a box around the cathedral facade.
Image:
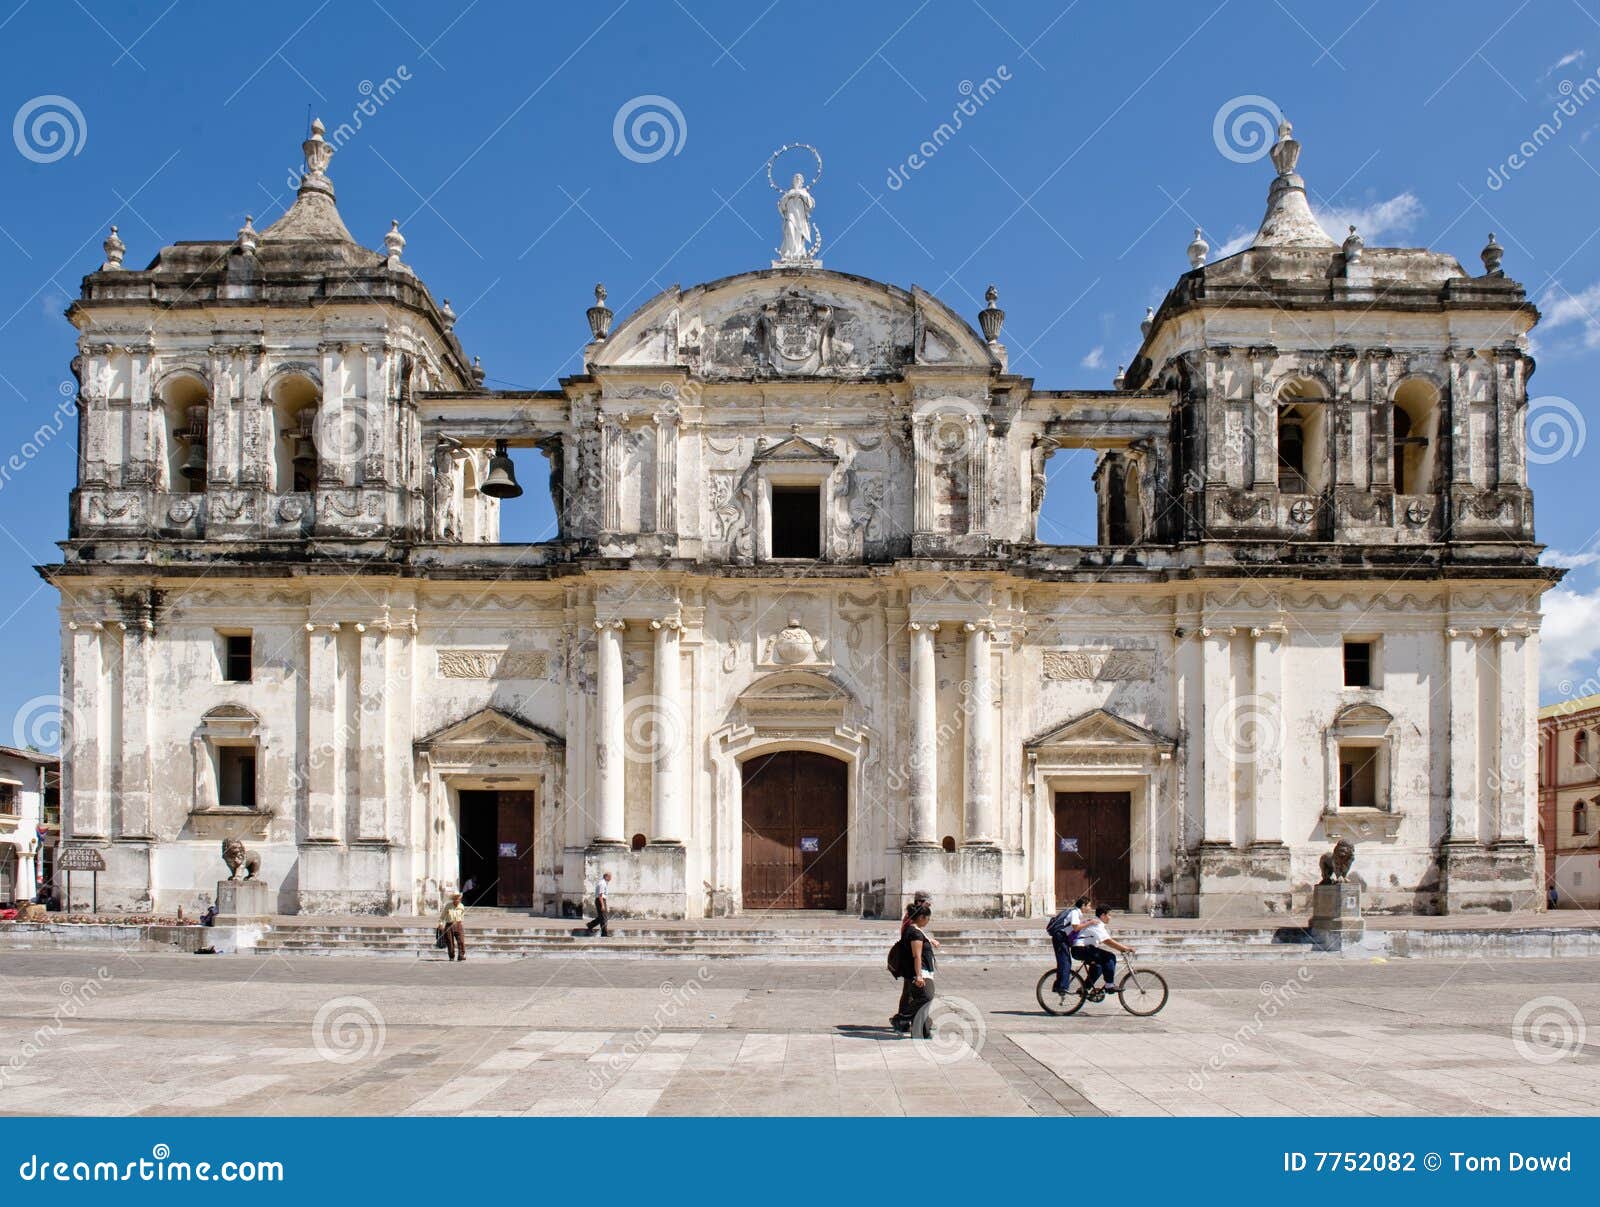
[43,119,1554,920]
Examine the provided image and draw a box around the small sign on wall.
[1059,836,1079,854]
[799,836,820,853]
[498,842,518,858]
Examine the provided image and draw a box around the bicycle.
[1035,951,1169,1017]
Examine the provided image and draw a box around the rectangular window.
[1343,640,1373,688]
[222,633,253,683]
[0,783,17,816]
[218,748,257,810]
[1338,746,1379,809]
[770,486,821,559]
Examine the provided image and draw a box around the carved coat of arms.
[756,294,834,374]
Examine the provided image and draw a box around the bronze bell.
[479,439,522,499]
[179,441,208,482]
[290,435,317,471]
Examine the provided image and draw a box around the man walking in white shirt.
[585,870,612,938]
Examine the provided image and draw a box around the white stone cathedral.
[45,118,1555,920]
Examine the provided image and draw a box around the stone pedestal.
[215,878,271,920]
[581,840,686,919]
[1309,882,1363,950]
[1436,840,1542,914]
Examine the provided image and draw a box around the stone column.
[966,416,988,534]
[650,618,684,844]
[67,621,107,839]
[593,619,626,844]
[1495,627,1530,842]
[305,622,341,841]
[1445,627,1481,843]
[907,621,939,845]
[598,416,622,534]
[119,617,154,838]
[355,622,388,842]
[963,620,996,845]
[1249,625,1285,845]
[653,410,677,536]
[1200,627,1234,845]
[912,417,934,535]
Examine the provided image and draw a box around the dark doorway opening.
[770,485,821,558]
[1053,791,1132,909]
[741,750,847,909]
[457,789,535,908]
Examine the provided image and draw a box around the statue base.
[1308,882,1363,950]
[215,878,271,920]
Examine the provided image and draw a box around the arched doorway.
[741,750,847,910]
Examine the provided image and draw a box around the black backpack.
[886,936,912,980]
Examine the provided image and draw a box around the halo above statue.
[765,143,823,192]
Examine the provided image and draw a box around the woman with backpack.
[890,902,937,1037]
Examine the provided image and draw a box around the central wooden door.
[458,789,535,908]
[1053,791,1132,909]
[741,751,847,910]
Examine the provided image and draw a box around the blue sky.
[3,0,1600,743]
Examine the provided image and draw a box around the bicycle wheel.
[1117,967,1169,1016]
[1036,967,1087,1016]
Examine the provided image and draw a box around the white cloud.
[1207,192,1424,260]
[1542,548,1600,570]
[1537,281,1600,347]
[1541,49,1587,80]
[1541,584,1600,698]
[1313,192,1424,243]
[1080,346,1105,370]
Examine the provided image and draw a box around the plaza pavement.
[0,949,1595,1116]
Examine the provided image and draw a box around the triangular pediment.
[416,707,563,752]
[1026,708,1173,751]
[753,434,838,463]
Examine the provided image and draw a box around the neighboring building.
[1538,694,1600,907]
[40,117,1555,920]
[0,745,57,903]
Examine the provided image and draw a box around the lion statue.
[221,838,260,881]
[1317,839,1356,885]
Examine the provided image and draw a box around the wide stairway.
[251,913,1326,962]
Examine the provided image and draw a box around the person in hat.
[439,891,467,961]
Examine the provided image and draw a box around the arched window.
[1577,801,1590,836]
[1277,378,1328,494]
[269,374,320,493]
[159,374,210,493]
[1576,729,1590,765]
[1392,378,1439,495]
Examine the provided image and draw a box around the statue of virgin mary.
[776,173,816,263]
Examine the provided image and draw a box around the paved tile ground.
[0,949,1595,1116]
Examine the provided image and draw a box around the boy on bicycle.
[1072,905,1136,995]
[1045,895,1090,993]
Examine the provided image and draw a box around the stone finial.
[978,283,1005,343]
[1187,226,1209,268]
[1481,232,1504,276]
[440,298,456,332]
[1113,364,1127,390]
[101,224,125,270]
[1140,306,1154,339]
[471,355,485,386]
[299,116,335,197]
[384,218,406,265]
[1268,119,1301,178]
[587,283,613,340]
[236,215,258,256]
[1342,224,1364,265]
